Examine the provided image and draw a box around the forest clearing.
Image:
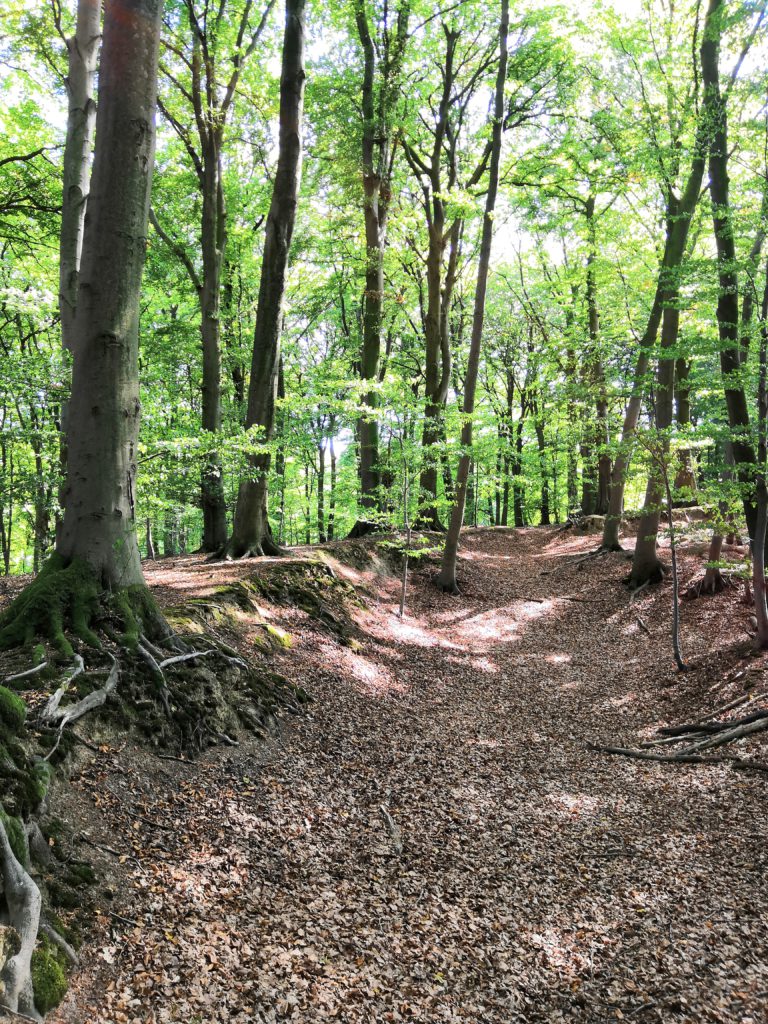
[3,0,768,1018]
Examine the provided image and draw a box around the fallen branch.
[635,615,650,635]
[589,742,768,773]
[679,715,768,754]
[658,709,768,738]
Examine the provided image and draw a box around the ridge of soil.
[5,526,768,1023]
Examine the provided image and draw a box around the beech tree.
[0,0,165,641]
[227,0,306,557]
[152,0,275,552]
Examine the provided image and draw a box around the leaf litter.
[41,527,768,1024]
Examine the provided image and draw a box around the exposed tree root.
[0,557,169,657]
[346,519,383,540]
[0,818,42,1021]
[681,569,736,601]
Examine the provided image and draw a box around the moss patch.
[0,686,26,731]
[0,808,28,865]
[31,934,68,1015]
[0,554,101,655]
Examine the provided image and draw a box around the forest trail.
[50,528,768,1024]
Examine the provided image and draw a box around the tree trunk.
[59,0,100,350]
[328,433,337,541]
[602,57,715,556]
[199,153,229,552]
[701,0,759,547]
[58,0,163,589]
[437,0,508,592]
[351,3,408,528]
[513,417,525,527]
[228,0,306,557]
[535,416,550,526]
[673,357,696,499]
[624,5,716,579]
[317,440,326,543]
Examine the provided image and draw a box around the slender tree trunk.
[328,433,337,541]
[535,416,550,526]
[317,439,326,543]
[199,153,229,552]
[513,417,525,528]
[701,0,759,547]
[584,196,611,515]
[437,0,508,591]
[58,0,163,589]
[673,356,696,499]
[228,0,306,557]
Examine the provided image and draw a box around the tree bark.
[700,0,759,547]
[437,0,508,592]
[228,0,306,557]
[351,2,409,530]
[58,0,163,588]
[58,0,101,350]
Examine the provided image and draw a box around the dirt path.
[50,528,768,1024]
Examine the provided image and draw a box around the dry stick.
[636,614,651,635]
[3,662,48,685]
[590,742,768,773]
[640,732,710,748]
[658,708,768,737]
[679,714,768,753]
[379,805,403,856]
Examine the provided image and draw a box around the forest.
[1,0,768,1020]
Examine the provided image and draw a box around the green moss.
[0,555,101,655]
[0,687,26,732]
[114,584,163,650]
[46,911,81,951]
[31,935,68,1015]
[65,861,96,886]
[31,760,53,804]
[0,809,28,866]
[47,880,80,910]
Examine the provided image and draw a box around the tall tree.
[153,0,275,552]
[438,0,508,593]
[348,0,410,536]
[0,4,164,1012]
[227,0,306,557]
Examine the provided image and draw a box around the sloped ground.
[39,527,768,1023]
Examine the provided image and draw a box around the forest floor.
[13,526,768,1023]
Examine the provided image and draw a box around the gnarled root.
[682,567,729,601]
[0,819,42,1021]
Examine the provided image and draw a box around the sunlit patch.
[545,652,571,665]
[546,792,602,817]
[471,656,499,674]
[527,927,592,976]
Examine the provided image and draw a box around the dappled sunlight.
[545,652,572,665]
[545,792,603,819]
